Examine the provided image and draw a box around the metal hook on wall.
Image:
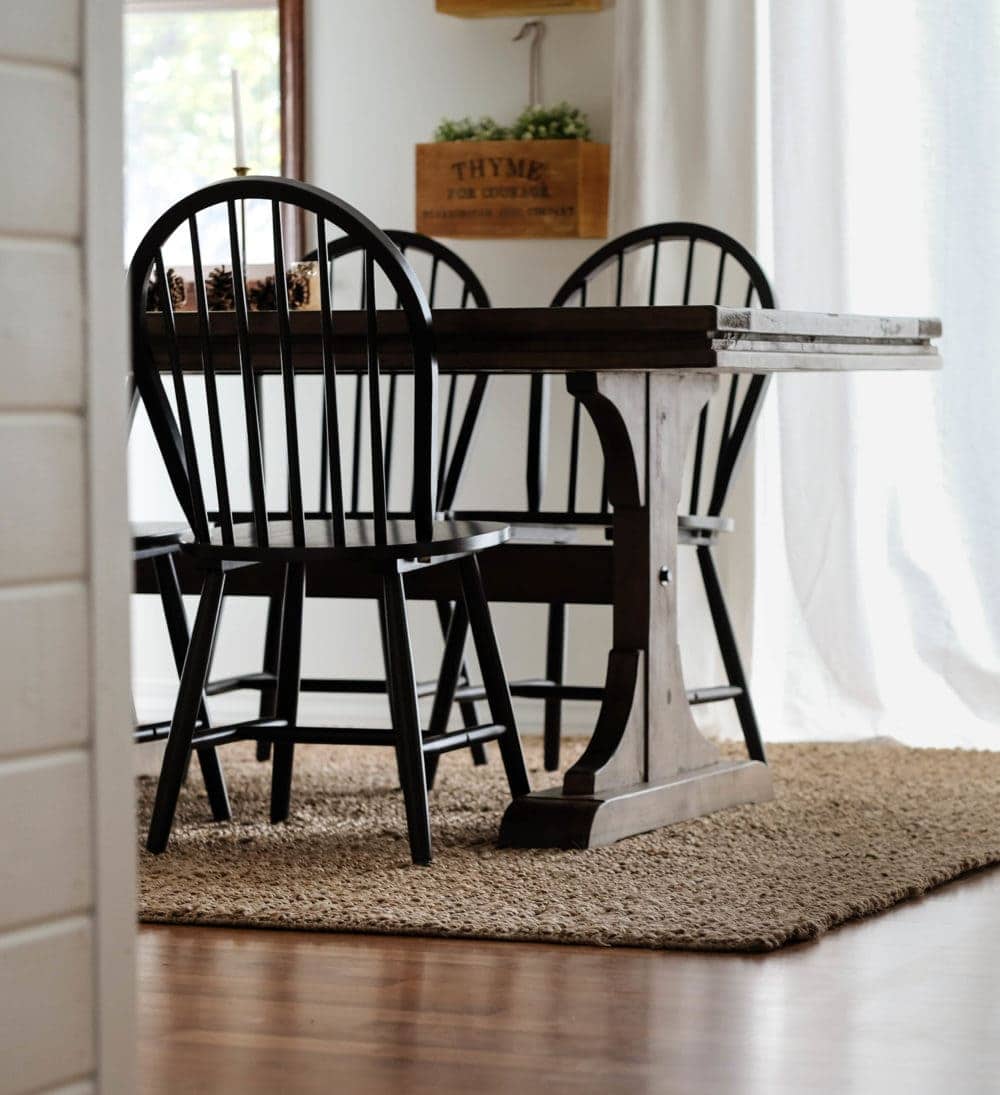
[513,20,546,108]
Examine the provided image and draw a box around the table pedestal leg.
[500,371,773,849]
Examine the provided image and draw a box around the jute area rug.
[138,738,1000,952]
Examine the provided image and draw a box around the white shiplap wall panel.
[0,1,133,1090]
[0,241,84,409]
[0,417,87,585]
[0,63,81,240]
[0,1,80,70]
[0,752,92,933]
[0,583,89,759]
[0,919,95,1095]
[0,582,88,762]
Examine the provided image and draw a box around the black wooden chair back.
[301,230,491,517]
[128,177,438,550]
[532,222,776,518]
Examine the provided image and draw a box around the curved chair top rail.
[301,228,491,515]
[128,176,439,551]
[530,221,777,520]
[303,228,492,310]
[550,221,776,309]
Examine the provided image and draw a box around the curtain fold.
[613,0,1000,746]
[611,0,762,726]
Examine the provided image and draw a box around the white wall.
[0,1,135,1091]
[306,1,615,305]
[305,0,616,726]
[132,0,616,734]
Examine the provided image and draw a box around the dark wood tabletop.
[152,305,941,375]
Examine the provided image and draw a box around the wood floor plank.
[138,866,1000,1094]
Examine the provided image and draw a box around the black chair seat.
[182,519,510,564]
[131,521,190,558]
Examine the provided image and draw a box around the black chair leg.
[435,600,487,767]
[153,553,230,822]
[458,555,530,799]
[270,563,305,823]
[543,602,566,771]
[425,600,472,790]
[147,569,227,853]
[256,591,283,762]
[381,566,433,866]
[697,545,767,763]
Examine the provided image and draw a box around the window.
[124,0,281,262]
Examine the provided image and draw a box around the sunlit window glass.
[124,0,280,263]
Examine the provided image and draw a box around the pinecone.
[248,267,312,312]
[206,266,235,311]
[249,275,277,312]
[145,266,186,312]
[287,264,312,309]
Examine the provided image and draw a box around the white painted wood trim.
[82,1,136,1090]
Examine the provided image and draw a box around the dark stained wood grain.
[151,305,941,376]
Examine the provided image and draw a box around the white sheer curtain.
[610,0,763,724]
[613,0,1000,746]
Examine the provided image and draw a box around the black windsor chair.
[210,231,493,780]
[447,222,776,771]
[129,177,529,864]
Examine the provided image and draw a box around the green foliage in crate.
[510,102,591,140]
[433,102,591,142]
[433,115,510,141]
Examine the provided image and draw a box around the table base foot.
[499,759,774,850]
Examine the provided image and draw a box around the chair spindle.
[227,199,269,546]
[189,216,234,545]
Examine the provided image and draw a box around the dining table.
[137,304,941,850]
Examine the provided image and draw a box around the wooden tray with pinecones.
[145,262,321,313]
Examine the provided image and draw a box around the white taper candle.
[231,68,246,167]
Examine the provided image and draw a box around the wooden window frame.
[279,0,306,255]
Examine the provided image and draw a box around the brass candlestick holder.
[233,164,251,275]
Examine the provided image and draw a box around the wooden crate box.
[437,1,602,15]
[416,139,609,239]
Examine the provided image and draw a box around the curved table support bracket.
[500,370,774,849]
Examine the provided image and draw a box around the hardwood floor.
[138,867,1000,1095]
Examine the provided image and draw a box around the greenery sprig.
[433,102,591,142]
[511,102,591,141]
[433,115,510,142]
